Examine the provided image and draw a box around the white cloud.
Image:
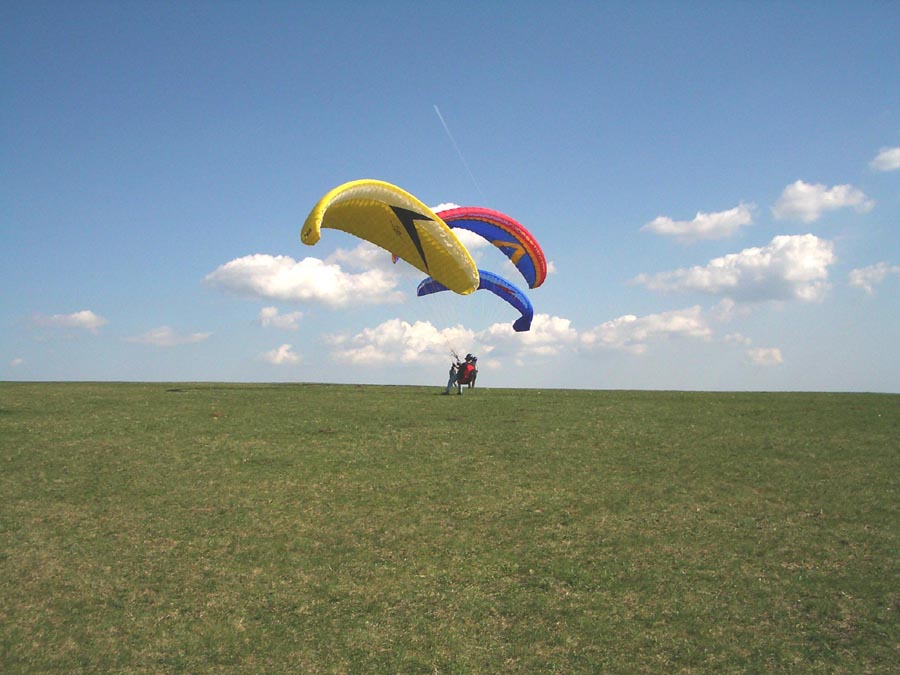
[772,180,874,223]
[259,306,303,330]
[324,242,395,272]
[724,332,753,346]
[641,202,754,242]
[10,357,25,368]
[580,306,711,354]
[33,309,108,333]
[262,343,301,365]
[747,347,783,367]
[482,313,578,357]
[329,308,714,368]
[848,262,900,294]
[321,305,739,372]
[633,234,836,303]
[326,314,578,371]
[870,146,900,172]
[205,254,404,307]
[326,319,477,366]
[431,202,461,213]
[126,326,211,347]
[710,298,753,322]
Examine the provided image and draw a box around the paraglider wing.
[417,269,534,332]
[435,206,547,288]
[301,180,479,295]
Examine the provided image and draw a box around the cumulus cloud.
[324,242,396,273]
[848,262,900,294]
[33,309,108,333]
[326,307,716,368]
[633,234,836,303]
[262,343,300,365]
[772,180,874,223]
[724,332,753,346]
[482,314,579,357]
[205,254,404,307]
[747,347,783,367]
[126,326,211,347]
[431,202,461,213]
[326,314,579,369]
[580,306,711,354]
[870,146,900,172]
[320,302,732,372]
[326,319,477,366]
[259,306,303,330]
[642,202,754,242]
[710,298,754,322]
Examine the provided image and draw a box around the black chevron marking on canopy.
[390,206,433,272]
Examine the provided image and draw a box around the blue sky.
[3,1,898,391]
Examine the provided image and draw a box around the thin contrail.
[433,104,486,201]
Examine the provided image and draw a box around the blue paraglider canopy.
[417,268,534,332]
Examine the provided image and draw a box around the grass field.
[1,383,897,673]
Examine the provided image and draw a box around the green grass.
[1,383,898,673]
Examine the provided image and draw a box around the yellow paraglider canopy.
[301,179,479,295]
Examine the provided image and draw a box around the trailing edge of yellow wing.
[301,179,479,295]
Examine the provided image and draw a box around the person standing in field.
[443,360,460,395]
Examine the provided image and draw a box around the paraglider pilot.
[443,354,477,395]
